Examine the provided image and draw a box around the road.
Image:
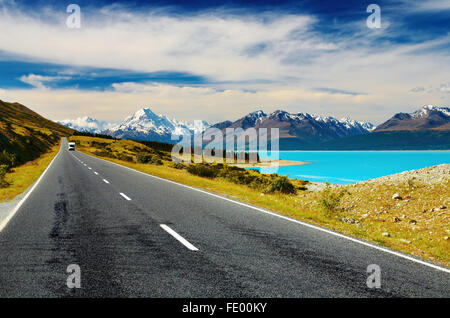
[0,138,448,297]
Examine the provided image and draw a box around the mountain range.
[103,108,210,143]
[59,108,210,143]
[210,109,375,147]
[375,105,450,131]
[57,104,450,150]
[57,116,115,134]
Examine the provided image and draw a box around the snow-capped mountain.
[103,108,210,143]
[57,116,114,134]
[410,105,450,119]
[375,105,450,131]
[211,109,375,146]
[336,117,375,132]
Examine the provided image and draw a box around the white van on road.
[68,142,76,151]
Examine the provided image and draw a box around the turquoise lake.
[253,151,450,184]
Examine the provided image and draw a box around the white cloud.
[440,82,450,93]
[19,74,68,89]
[0,7,323,82]
[401,0,450,11]
[57,116,115,132]
[2,81,447,126]
[410,86,425,92]
[0,4,449,123]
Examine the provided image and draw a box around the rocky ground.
[362,164,450,186]
[299,164,449,265]
[306,164,450,191]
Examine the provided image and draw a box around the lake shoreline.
[254,150,450,185]
[230,158,309,168]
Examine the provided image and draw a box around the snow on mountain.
[251,110,374,134]
[110,108,176,135]
[210,109,375,147]
[338,117,375,132]
[105,107,211,142]
[411,105,450,119]
[60,106,376,145]
[246,110,267,125]
[375,104,450,131]
[57,116,114,134]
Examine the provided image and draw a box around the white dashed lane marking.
[160,224,199,251]
[119,193,132,201]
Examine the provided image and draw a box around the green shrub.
[249,175,271,190]
[0,150,17,167]
[136,153,152,163]
[0,165,10,188]
[221,168,252,184]
[116,153,133,162]
[267,176,296,194]
[407,177,416,189]
[91,141,109,148]
[93,150,114,158]
[150,157,163,165]
[137,153,162,165]
[169,162,185,169]
[186,164,218,178]
[319,187,349,215]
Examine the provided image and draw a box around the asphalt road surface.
[0,138,448,297]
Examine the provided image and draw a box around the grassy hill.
[0,99,73,168]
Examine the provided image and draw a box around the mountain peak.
[247,110,266,117]
[376,105,450,131]
[104,108,211,142]
[133,107,157,118]
[418,104,449,115]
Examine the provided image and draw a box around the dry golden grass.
[333,179,449,264]
[71,136,450,267]
[0,145,60,202]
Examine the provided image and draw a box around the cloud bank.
[0,1,448,124]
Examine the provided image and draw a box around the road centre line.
[119,192,132,201]
[86,152,450,273]
[160,224,199,251]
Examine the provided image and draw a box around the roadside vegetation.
[0,100,72,169]
[70,134,450,267]
[0,146,59,202]
[70,135,307,194]
[0,100,72,200]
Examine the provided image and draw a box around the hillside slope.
[375,105,450,131]
[0,99,73,167]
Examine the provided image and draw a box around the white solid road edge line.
[0,144,62,233]
[119,192,132,201]
[160,224,199,251]
[81,152,450,273]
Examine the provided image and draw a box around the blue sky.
[0,0,448,123]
